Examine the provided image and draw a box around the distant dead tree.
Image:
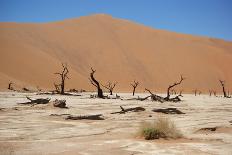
[36,86,42,92]
[131,80,139,96]
[8,82,13,90]
[165,75,185,101]
[213,91,217,97]
[144,75,185,103]
[209,90,213,96]
[179,90,183,96]
[102,82,117,95]
[219,80,230,98]
[54,63,69,95]
[171,89,177,95]
[89,68,104,98]
[193,89,198,96]
[54,83,61,93]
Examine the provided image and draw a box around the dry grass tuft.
[139,117,183,140]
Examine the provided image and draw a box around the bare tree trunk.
[61,77,65,94]
[194,89,197,96]
[209,90,212,96]
[219,80,228,97]
[165,75,185,100]
[8,82,13,90]
[89,68,104,98]
[54,63,69,95]
[131,80,139,96]
[132,87,136,96]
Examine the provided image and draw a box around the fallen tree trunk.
[111,106,145,114]
[18,97,50,105]
[145,88,165,103]
[167,95,182,102]
[152,108,185,114]
[66,114,104,120]
[53,99,67,108]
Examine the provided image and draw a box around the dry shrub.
[139,117,182,140]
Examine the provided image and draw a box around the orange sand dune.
[0,14,232,93]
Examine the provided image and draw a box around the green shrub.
[139,117,182,140]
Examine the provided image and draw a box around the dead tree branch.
[152,108,185,114]
[145,88,165,103]
[66,114,104,120]
[111,106,145,114]
[18,96,50,105]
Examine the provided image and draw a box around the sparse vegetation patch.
[139,117,183,140]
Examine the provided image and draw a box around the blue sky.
[1,0,232,41]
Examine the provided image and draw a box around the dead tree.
[8,82,13,90]
[165,75,185,100]
[131,80,139,96]
[54,83,61,93]
[54,63,69,95]
[89,68,104,98]
[179,90,183,96]
[213,91,217,97]
[170,89,177,95]
[209,90,213,96]
[145,88,182,103]
[219,80,230,98]
[145,88,165,103]
[102,82,117,95]
[193,89,198,96]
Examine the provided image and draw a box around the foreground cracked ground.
[0,92,232,155]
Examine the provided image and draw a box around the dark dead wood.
[8,82,14,90]
[138,95,152,101]
[22,87,30,91]
[53,99,67,108]
[102,82,117,95]
[219,80,231,98]
[198,127,217,132]
[54,63,69,95]
[123,95,151,101]
[89,68,104,98]
[18,97,50,105]
[131,80,139,96]
[145,88,165,103]
[65,114,104,120]
[152,108,185,114]
[111,106,145,114]
[50,114,71,116]
[36,91,81,96]
[168,95,182,102]
[68,89,79,93]
[0,108,5,111]
[165,75,185,101]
